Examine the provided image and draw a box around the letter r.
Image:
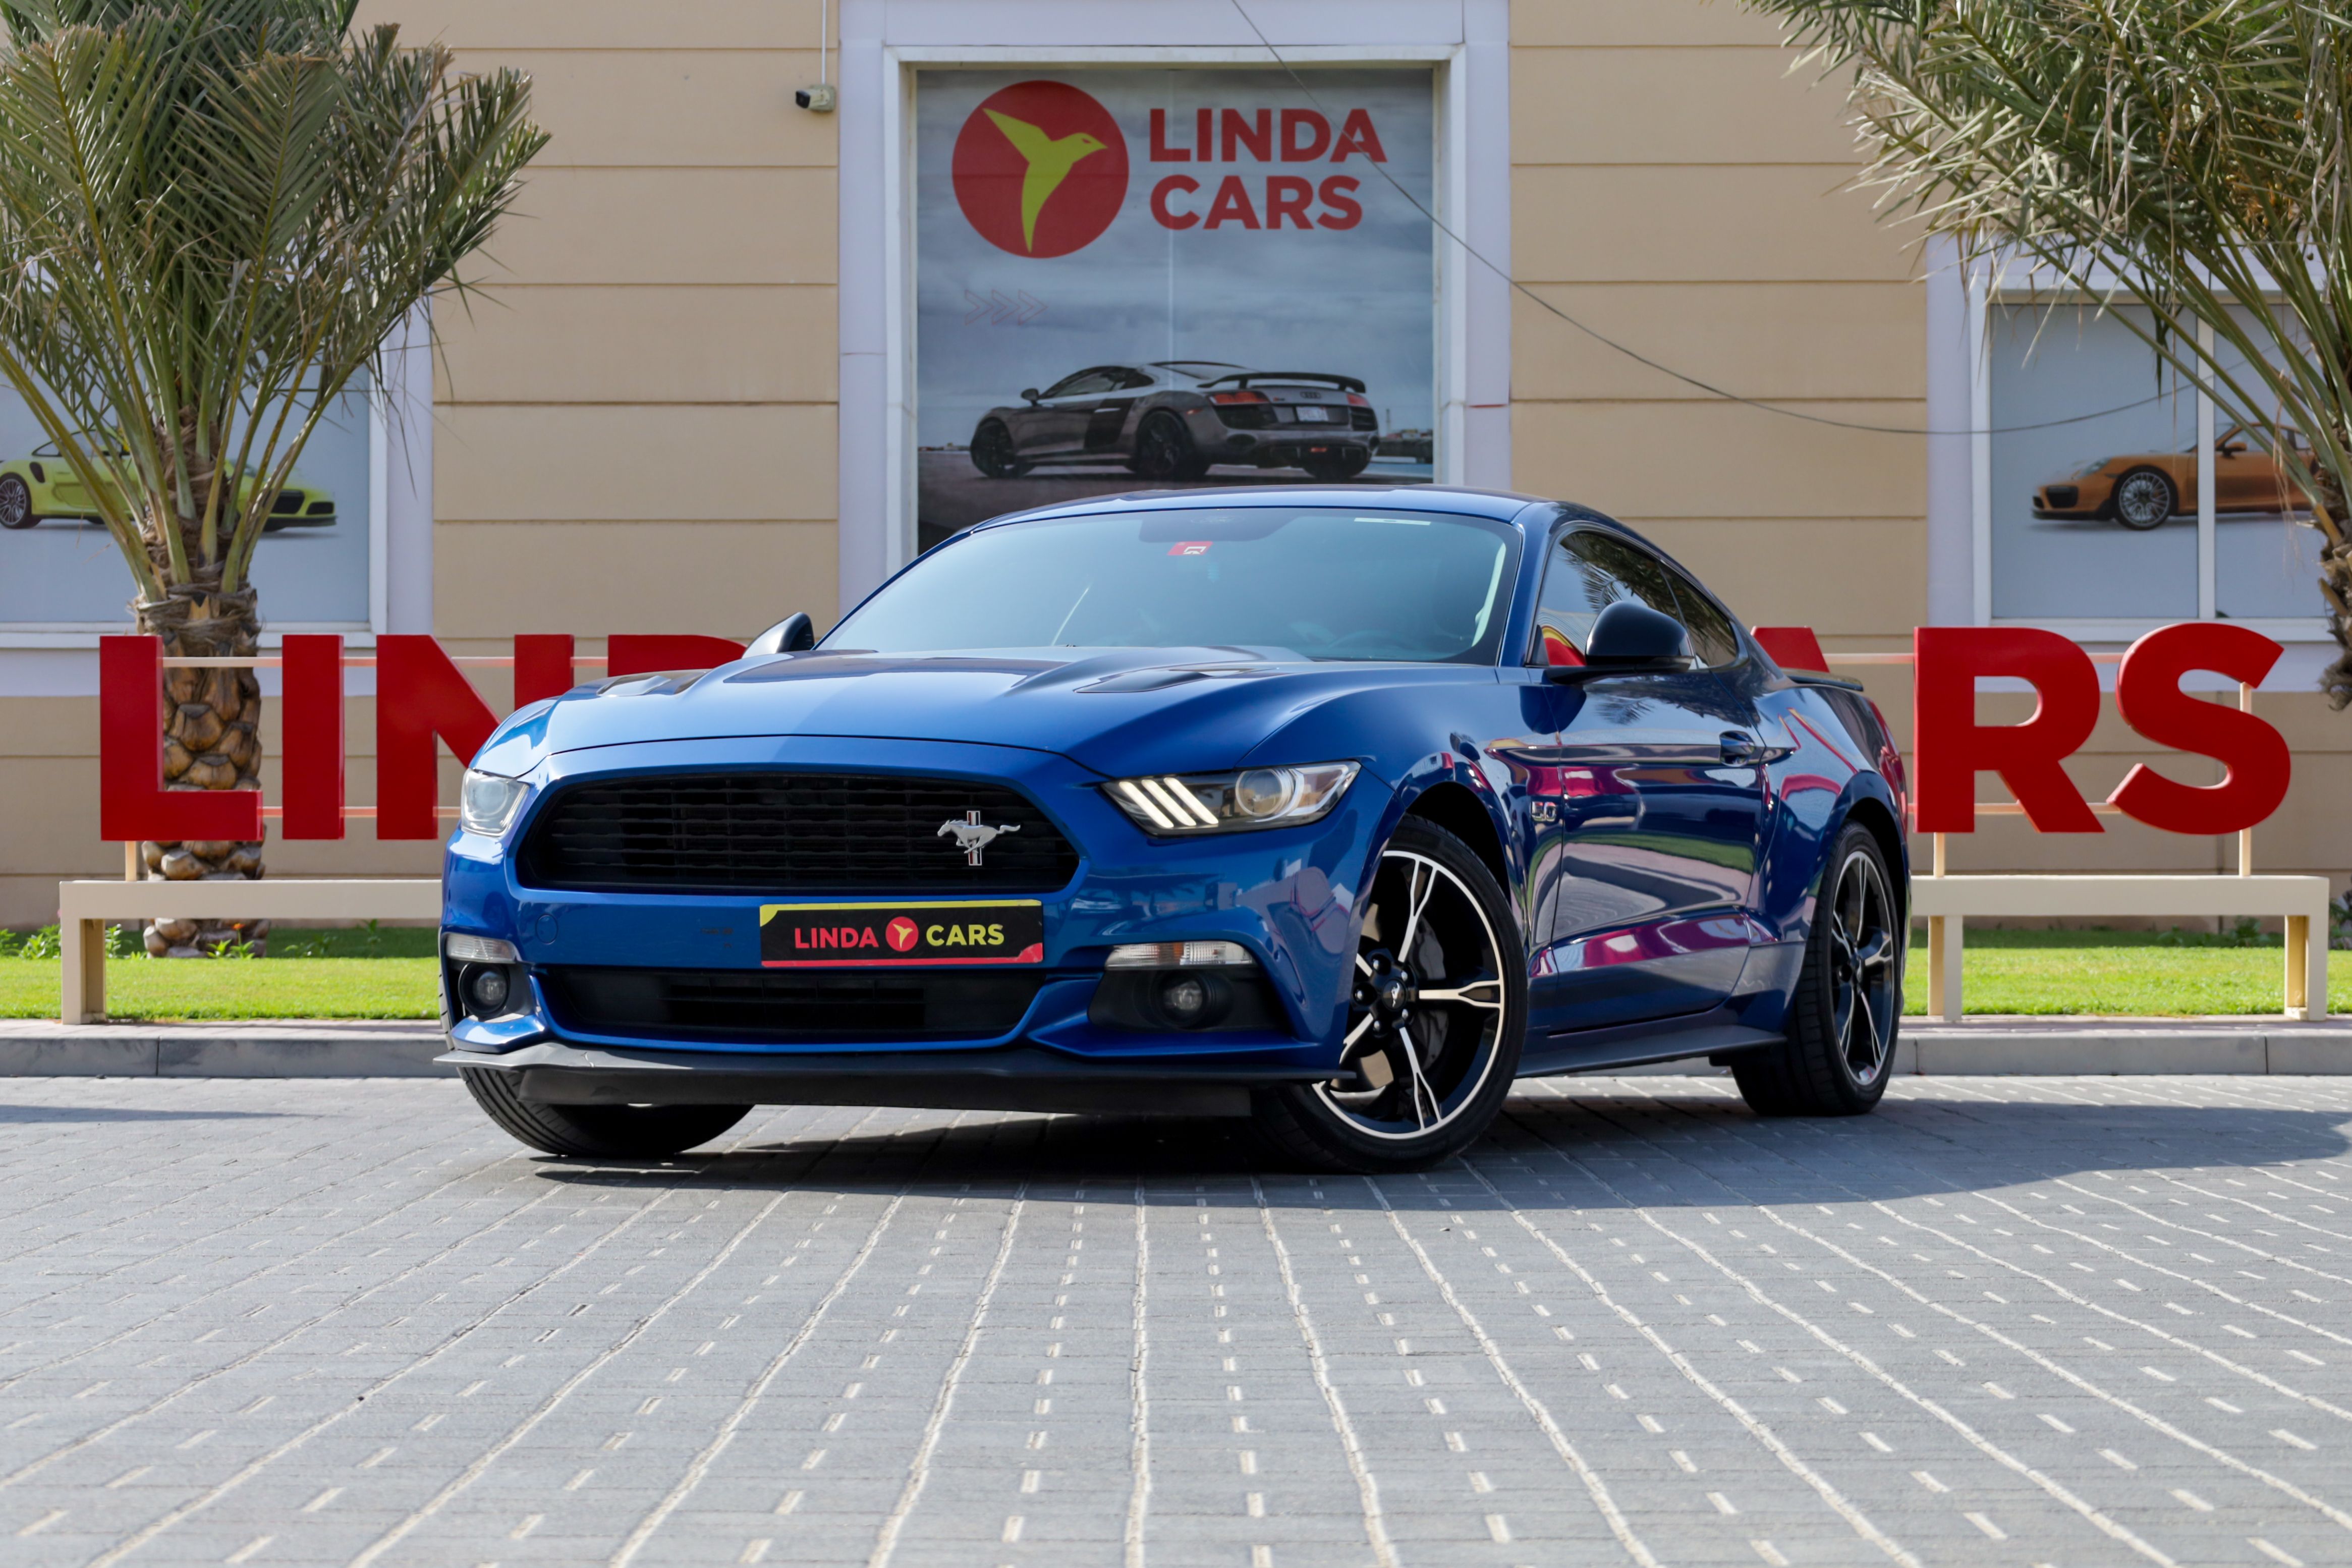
[1913,627,2102,832]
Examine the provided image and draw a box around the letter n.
[281,635,344,839]
[376,635,498,839]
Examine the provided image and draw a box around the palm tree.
[0,0,543,951]
[1744,0,2352,708]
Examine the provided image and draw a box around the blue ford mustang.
[439,487,1909,1171]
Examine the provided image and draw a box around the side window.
[1665,571,1741,667]
[1115,367,1157,390]
[1527,535,1611,663]
[1042,369,1116,399]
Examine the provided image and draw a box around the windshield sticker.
[1167,540,1212,556]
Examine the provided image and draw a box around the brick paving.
[5,1077,2352,1566]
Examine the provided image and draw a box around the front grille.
[517,772,1080,894]
[541,965,1052,1044]
[270,491,302,514]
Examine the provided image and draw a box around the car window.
[1115,368,1156,390]
[1528,529,1687,663]
[1043,369,1118,399]
[1664,570,1741,667]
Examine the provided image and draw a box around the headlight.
[1105,762,1359,835]
[459,769,530,837]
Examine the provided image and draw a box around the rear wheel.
[1131,411,1208,480]
[970,421,1030,478]
[1732,822,1900,1116]
[460,1067,751,1158]
[0,474,34,528]
[1252,818,1524,1172]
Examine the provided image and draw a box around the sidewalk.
[1,1015,2345,1078]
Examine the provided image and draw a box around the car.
[0,439,336,532]
[2032,423,2312,530]
[439,486,1910,1172]
[969,361,1381,482]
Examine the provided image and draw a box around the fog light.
[1155,971,1231,1029]
[463,964,511,1016]
[1107,940,1253,970]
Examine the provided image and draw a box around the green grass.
[0,923,2341,1022]
[1900,926,2352,1017]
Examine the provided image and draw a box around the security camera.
[796,84,836,113]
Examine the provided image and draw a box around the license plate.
[758,900,1044,967]
[1294,405,1331,422]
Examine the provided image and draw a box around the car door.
[1016,368,1121,461]
[1519,527,1769,1035]
[1084,367,1153,454]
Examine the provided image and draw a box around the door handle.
[1719,732,1766,766]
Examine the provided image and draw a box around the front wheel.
[460,1068,751,1158]
[0,474,35,529]
[1252,817,1525,1172]
[2110,467,2177,529]
[1732,822,1900,1116]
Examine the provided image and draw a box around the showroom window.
[1984,299,2329,634]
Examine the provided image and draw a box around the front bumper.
[441,734,1385,1091]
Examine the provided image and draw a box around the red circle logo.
[953,81,1129,258]
[886,917,920,953]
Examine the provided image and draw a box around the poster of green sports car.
[914,68,1437,552]
[0,377,373,629]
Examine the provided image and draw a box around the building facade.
[0,0,2342,923]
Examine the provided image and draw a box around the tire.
[969,421,1031,479]
[1131,411,1208,481]
[0,474,35,529]
[1732,822,1901,1117]
[460,1067,751,1158]
[1252,817,1525,1172]
[2110,467,2177,530]
[1301,449,1371,481]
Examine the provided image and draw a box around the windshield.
[829,507,1522,663]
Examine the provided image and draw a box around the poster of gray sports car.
[915,68,1435,549]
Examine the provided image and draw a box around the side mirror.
[746,612,816,655]
[1549,600,1692,680]
[1020,388,1040,404]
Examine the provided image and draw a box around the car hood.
[471,647,1494,782]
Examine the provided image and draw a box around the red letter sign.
[98,635,264,844]
[376,635,498,839]
[1914,627,2103,832]
[606,635,746,679]
[512,633,577,708]
[281,635,344,840]
[2108,623,2289,833]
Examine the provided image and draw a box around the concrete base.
[1,1015,2346,1079]
[0,1019,447,1078]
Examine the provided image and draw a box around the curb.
[0,1021,447,1078]
[0,1018,2345,1080]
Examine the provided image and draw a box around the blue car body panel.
[440,486,1907,1104]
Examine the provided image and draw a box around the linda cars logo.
[953,80,1130,257]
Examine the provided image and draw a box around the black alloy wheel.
[1253,817,1524,1171]
[2111,467,2177,530]
[1732,822,1900,1116]
[459,1067,752,1159]
[0,474,34,529]
[1131,411,1207,481]
[1301,449,1370,481]
[970,421,1031,478]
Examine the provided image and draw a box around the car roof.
[967,484,1595,532]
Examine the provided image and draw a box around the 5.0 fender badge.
[938,810,1022,866]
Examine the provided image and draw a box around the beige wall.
[0,0,2340,925]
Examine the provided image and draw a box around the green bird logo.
[983,108,1109,254]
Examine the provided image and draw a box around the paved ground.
[7,1079,2352,1568]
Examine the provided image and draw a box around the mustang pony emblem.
[938,810,1022,866]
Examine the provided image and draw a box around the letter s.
[1151,175,1201,230]
[1316,176,1361,231]
[2109,623,2289,834]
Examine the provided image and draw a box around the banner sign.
[914,68,1437,547]
[94,625,2293,845]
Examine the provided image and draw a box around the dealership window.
[911,66,1438,552]
[1984,299,2329,634]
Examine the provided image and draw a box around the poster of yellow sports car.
[915,69,1435,550]
[0,379,372,629]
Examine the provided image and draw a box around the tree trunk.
[131,567,269,957]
